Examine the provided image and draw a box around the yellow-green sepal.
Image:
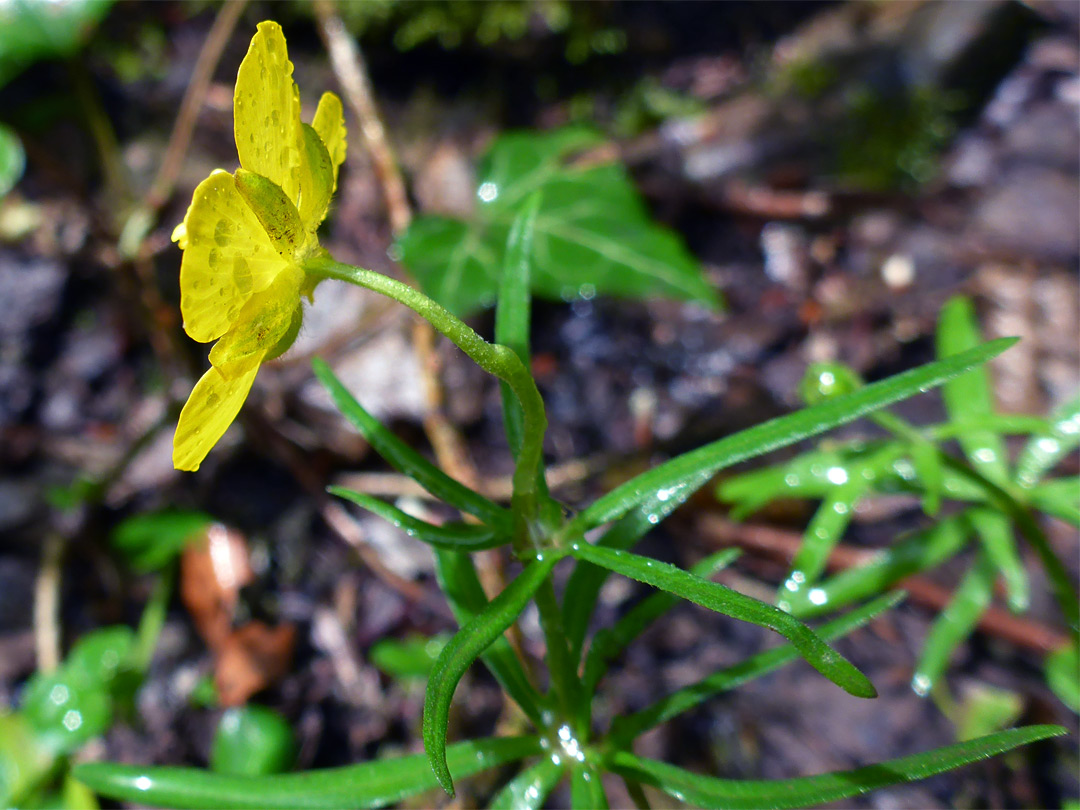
[234,168,306,259]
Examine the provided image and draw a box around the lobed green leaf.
[396,127,719,317]
[73,736,541,810]
[567,543,876,698]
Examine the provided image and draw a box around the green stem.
[133,565,174,672]
[306,257,548,548]
[533,579,582,735]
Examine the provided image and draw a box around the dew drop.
[911,673,932,696]
[808,588,828,606]
[214,220,232,247]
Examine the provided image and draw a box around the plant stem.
[534,579,582,733]
[305,257,548,548]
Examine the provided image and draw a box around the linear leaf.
[779,481,864,609]
[936,297,1009,483]
[1029,478,1080,526]
[330,487,509,551]
[1015,393,1080,487]
[567,543,876,698]
[432,550,544,725]
[570,763,609,810]
[609,725,1065,810]
[496,191,541,459]
[490,758,565,810]
[563,482,698,662]
[611,592,903,742]
[968,506,1028,612]
[911,549,997,697]
[784,513,971,618]
[424,553,564,796]
[559,339,1018,541]
[73,736,541,810]
[313,359,510,529]
[582,549,741,697]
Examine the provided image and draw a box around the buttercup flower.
[172,21,346,471]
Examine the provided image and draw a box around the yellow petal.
[207,265,304,372]
[173,357,262,472]
[312,92,346,188]
[179,172,291,344]
[234,21,303,203]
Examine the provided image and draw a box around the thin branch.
[34,535,65,673]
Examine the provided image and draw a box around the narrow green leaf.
[1029,478,1080,526]
[582,550,741,696]
[779,481,863,609]
[611,592,903,742]
[936,297,1009,483]
[911,549,997,697]
[563,482,696,662]
[0,123,26,199]
[329,487,509,551]
[941,456,1080,634]
[609,725,1065,809]
[909,437,944,515]
[73,736,541,810]
[570,763,609,810]
[490,758,565,810]
[432,550,544,725]
[313,359,511,529]
[1045,639,1080,713]
[559,339,1018,541]
[968,506,1028,612]
[424,554,565,796]
[1015,393,1080,487]
[785,514,971,618]
[496,191,542,459]
[567,543,876,698]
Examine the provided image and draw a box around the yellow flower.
[172,21,346,472]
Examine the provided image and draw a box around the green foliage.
[835,84,959,190]
[0,123,25,199]
[210,707,297,777]
[324,0,625,63]
[718,296,1080,708]
[396,127,720,316]
[370,634,451,681]
[0,0,112,88]
[110,509,212,573]
[75,42,1068,803]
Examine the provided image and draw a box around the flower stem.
[305,258,548,547]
